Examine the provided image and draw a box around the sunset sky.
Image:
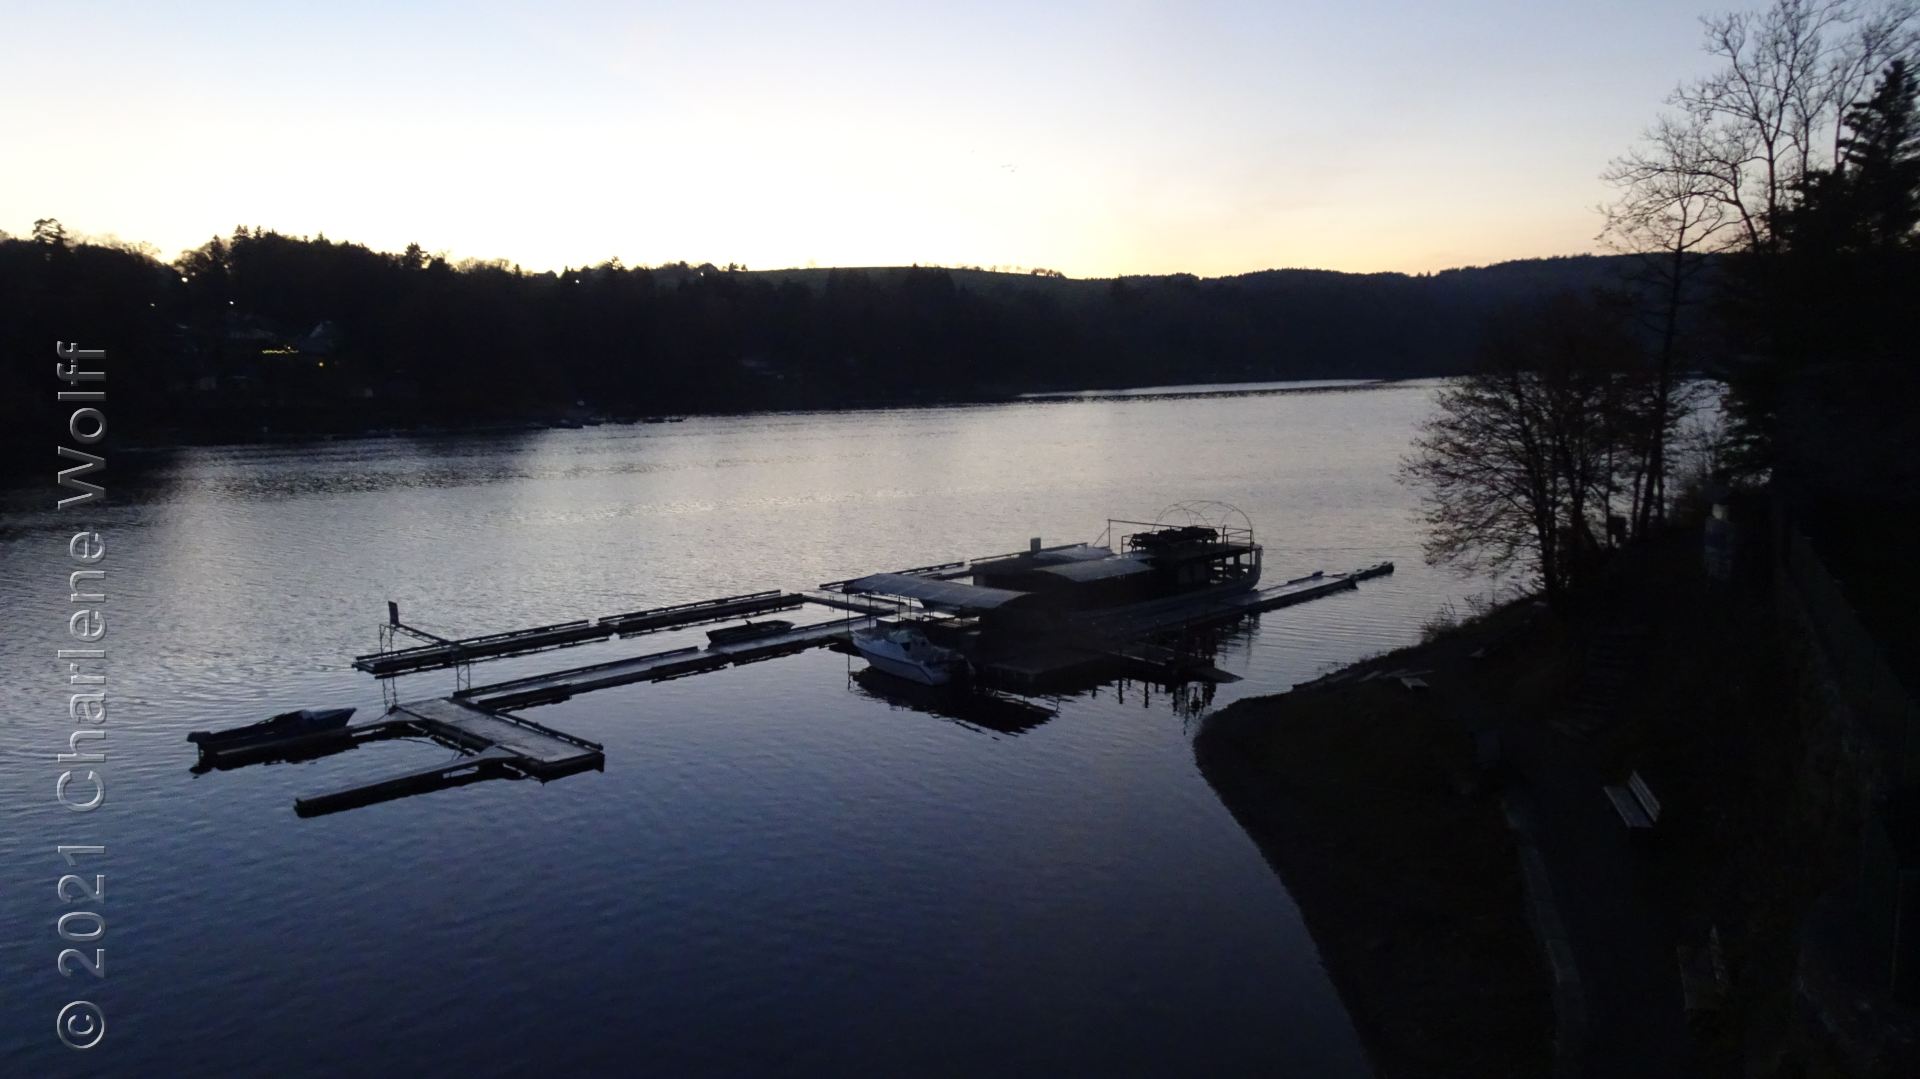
[4,1,1721,277]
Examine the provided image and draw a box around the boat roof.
[843,573,1031,611]
[1030,544,1116,565]
[1034,555,1155,582]
[971,544,1114,571]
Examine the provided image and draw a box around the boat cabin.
[969,522,1261,610]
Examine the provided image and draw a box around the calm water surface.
[1,380,1486,1076]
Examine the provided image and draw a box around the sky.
[2,1,1729,277]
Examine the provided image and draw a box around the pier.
[353,590,806,676]
[973,563,1396,689]
[191,697,606,817]
[459,617,876,709]
[197,533,1395,815]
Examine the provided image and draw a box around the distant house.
[297,320,342,356]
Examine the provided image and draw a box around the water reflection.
[844,615,1240,732]
[847,666,1058,735]
[1082,673,1219,723]
[1017,377,1398,404]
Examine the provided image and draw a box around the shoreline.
[1195,523,1870,1076]
[8,375,1427,466]
[1193,596,1557,1079]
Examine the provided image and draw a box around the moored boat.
[852,624,968,686]
[188,707,356,749]
[706,619,795,645]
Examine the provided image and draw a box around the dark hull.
[706,620,794,645]
[188,707,356,749]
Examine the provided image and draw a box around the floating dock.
[292,700,603,817]
[974,562,1395,689]
[203,539,1394,815]
[1072,563,1394,642]
[460,616,877,709]
[191,696,605,817]
[352,590,805,676]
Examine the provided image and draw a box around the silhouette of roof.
[1034,556,1154,582]
[842,573,1029,611]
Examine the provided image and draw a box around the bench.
[1604,770,1662,830]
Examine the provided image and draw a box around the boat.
[851,624,969,686]
[965,516,1262,608]
[705,619,794,645]
[187,707,356,749]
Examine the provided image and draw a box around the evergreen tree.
[1837,59,1920,250]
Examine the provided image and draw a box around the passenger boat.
[851,624,969,686]
[705,619,794,645]
[187,707,356,749]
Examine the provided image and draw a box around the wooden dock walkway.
[279,699,605,817]
[389,698,602,773]
[461,617,874,709]
[193,696,604,816]
[1067,562,1393,640]
[351,590,804,676]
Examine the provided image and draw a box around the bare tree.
[1602,0,1916,488]
[1611,1,1917,254]
[1601,116,1735,532]
[1402,295,1642,608]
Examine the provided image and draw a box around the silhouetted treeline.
[1,221,1657,461]
[1717,58,1920,492]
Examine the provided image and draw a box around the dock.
[1074,563,1394,640]
[459,617,875,709]
[192,696,605,817]
[352,590,805,676]
[201,541,1395,815]
[976,562,1395,689]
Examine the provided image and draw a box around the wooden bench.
[1604,770,1663,830]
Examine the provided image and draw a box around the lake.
[0,378,1489,1076]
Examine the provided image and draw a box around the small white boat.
[852,624,967,686]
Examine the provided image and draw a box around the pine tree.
[1837,59,1920,250]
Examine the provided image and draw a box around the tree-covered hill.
[3,222,1649,460]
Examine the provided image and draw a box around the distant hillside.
[0,227,1672,459]
[741,254,1654,383]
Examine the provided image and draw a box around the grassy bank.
[1195,522,1844,1076]
[1194,618,1555,1078]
